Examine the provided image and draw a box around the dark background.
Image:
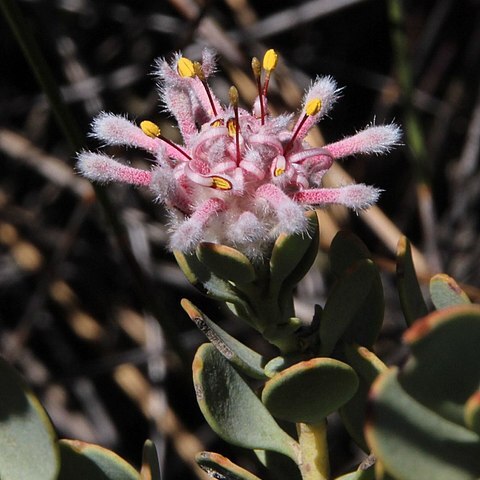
[1,0,480,478]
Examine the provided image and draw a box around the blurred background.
[1,0,480,478]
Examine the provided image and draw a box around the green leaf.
[140,440,161,480]
[58,440,140,480]
[328,235,385,351]
[196,451,262,480]
[192,344,298,461]
[174,250,241,300]
[396,236,428,326]
[0,357,59,480]
[430,273,471,310]
[261,358,358,424]
[269,211,319,298]
[174,251,256,322]
[181,299,267,380]
[173,250,210,289]
[334,466,375,480]
[339,345,387,451]
[339,377,371,453]
[196,243,256,284]
[319,259,377,356]
[264,354,308,378]
[329,231,371,277]
[280,211,320,289]
[401,304,480,426]
[344,268,384,349]
[343,344,387,383]
[464,391,480,435]
[254,450,302,480]
[204,277,253,313]
[366,368,480,480]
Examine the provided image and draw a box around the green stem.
[0,0,186,362]
[387,0,430,185]
[233,271,302,354]
[296,421,330,480]
[261,318,302,354]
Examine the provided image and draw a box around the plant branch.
[296,421,330,480]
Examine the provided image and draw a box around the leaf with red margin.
[58,439,139,480]
[193,344,298,461]
[365,368,480,480]
[400,304,480,426]
[196,451,262,480]
[464,390,480,436]
[396,236,428,326]
[430,273,471,310]
[262,357,358,424]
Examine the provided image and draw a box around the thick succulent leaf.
[344,268,384,349]
[264,354,308,378]
[0,357,59,480]
[339,345,387,451]
[254,450,302,480]
[401,304,480,426]
[174,251,252,312]
[269,211,319,298]
[329,235,385,351]
[192,344,298,461]
[366,368,480,480]
[378,470,397,480]
[196,451,262,480]
[58,440,139,480]
[261,358,358,424]
[396,236,428,326]
[280,210,320,289]
[343,344,387,383]
[181,299,267,380]
[339,377,371,452]
[464,391,480,435]
[430,273,471,310]
[196,243,256,284]
[173,250,210,288]
[329,231,371,277]
[334,466,375,480]
[201,277,258,326]
[140,440,161,480]
[319,259,377,356]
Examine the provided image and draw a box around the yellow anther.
[251,57,261,80]
[211,176,232,190]
[210,119,224,127]
[263,49,278,72]
[273,156,286,177]
[229,86,239,107]
[140,120,161,138]
[305,98,322,116]
[227,118,237,137]
[193,61,205,81]
[177,57,195,78]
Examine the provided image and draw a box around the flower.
[78,49,400,258]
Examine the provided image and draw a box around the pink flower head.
[78,49,400,258]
